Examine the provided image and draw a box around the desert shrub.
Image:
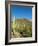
[11,21,32,37]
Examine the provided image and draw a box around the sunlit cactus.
[12,16,16,29]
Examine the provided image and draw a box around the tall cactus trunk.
[13,16,16,35]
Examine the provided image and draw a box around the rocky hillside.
[11,19,32,38]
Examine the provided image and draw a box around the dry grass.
[11,19,32,38]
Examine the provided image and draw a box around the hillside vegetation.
[11,19,32,38]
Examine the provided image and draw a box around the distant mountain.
[27,19,32,22]
[15,19,32,24]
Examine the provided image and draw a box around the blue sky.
[10,5,32,20]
